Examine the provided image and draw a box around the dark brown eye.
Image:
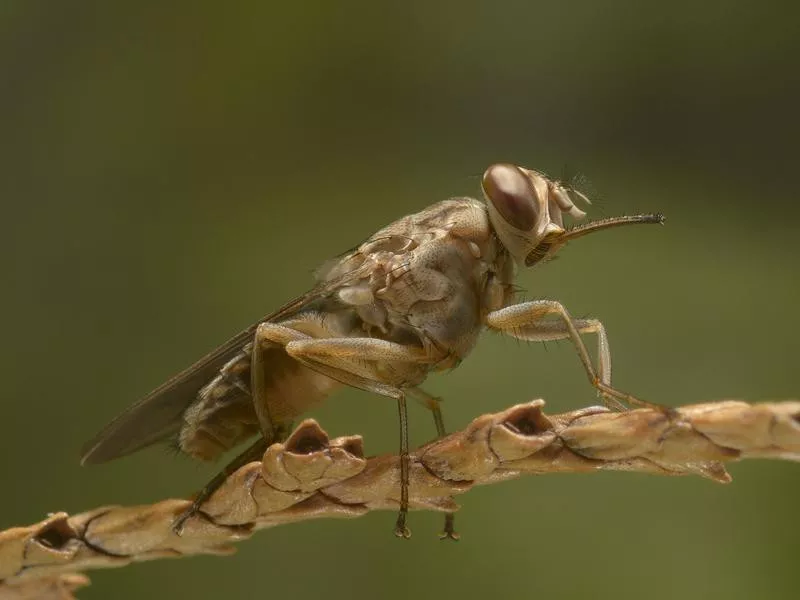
[482,164,537,231]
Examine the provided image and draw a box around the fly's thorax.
[327,198,508,364]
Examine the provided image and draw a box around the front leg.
[486,300,664,412]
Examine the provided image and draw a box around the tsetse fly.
[81,163,664,539]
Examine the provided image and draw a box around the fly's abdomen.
[179,344,337,460]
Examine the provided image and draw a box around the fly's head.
[482,163,664,267]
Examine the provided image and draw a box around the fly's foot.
[595,380,676,417]
[599,392,628,412]
[439,514,460,541]
[172,502,203,536]
[591,378,627,412]
[394,513,412,539]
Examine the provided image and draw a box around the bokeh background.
[2,2,799,599]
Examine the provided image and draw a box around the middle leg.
[407,387,458,540]
[284,335,441,539]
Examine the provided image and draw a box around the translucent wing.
[80,261,374,465]
[80,326,257,465]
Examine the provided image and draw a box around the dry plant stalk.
[2,398,799,600]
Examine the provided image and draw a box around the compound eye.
[482,164,537,231]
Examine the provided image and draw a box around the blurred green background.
[2,2,799,599]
